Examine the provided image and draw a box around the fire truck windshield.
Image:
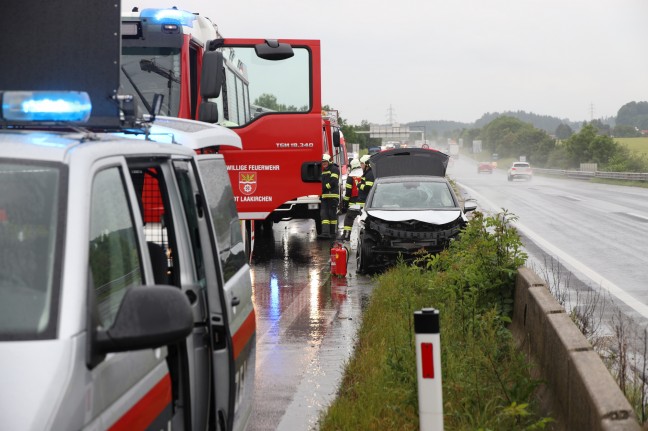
[208,46,311,127]
[120,47,182,117]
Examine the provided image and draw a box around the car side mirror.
[95,285,193,354]
[464,199,478,213]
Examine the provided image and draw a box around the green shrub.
[319,211,553,430]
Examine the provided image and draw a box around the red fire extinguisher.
[330,242,348,277]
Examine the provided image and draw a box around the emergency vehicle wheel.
[314,217,322,235]
[263,219,273,232]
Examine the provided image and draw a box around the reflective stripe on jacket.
[321,163,340,199]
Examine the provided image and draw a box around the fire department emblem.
[239,172,257,195]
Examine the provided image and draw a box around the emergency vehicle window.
[120,47,182,117]
[197,158,246,282]
[89,168,143,329]
[128,164,181,288]
[0,161,62,341]
[236,78,246,124]
[173,161,206,287]
[209,46,310,128]
[224,67,238,124]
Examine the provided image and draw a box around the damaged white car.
[356,148,477,274]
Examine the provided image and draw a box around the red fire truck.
[265,110,348,235]
[121,8,343,253]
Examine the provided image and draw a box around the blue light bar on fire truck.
[1,91,92,123]
[140,8,196,28]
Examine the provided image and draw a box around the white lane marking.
[458,182,648,319]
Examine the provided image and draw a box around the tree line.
[335,100,648,172]
[255,95,648,172]
[466,117,648,171]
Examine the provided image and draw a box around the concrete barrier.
[510,267,641,431]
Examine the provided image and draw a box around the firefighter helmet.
[359,154,370,164]
[322,153,331,162]
[350,158,361,169]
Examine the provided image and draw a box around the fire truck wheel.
[314,218,322,235]
[259,219,273,236]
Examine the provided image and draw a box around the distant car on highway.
[478,162,494,174]
[508,161,533,181]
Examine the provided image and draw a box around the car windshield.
[370,180,455,209]
[0,161,63,340]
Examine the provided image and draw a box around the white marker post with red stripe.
[414,308,443,430]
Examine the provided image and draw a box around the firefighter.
[319,153,340,239]
[357,154,375,207]
[339,158,363,241]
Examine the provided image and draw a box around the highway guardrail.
[534,168,648,182]
[511,267,641,431]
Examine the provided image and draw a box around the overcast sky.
[123,0,648,126]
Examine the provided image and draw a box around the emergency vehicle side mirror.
[332,129,341,148]
[255,40,294,61]
[201,50,224,98]
[302,161,322,182]
[94,285,193,354]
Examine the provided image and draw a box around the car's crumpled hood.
[366,209,462,225]
[0,339,73,430]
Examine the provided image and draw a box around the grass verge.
[319,211,554,430]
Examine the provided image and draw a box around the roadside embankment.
[511,267,642,431]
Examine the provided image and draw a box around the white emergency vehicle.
[0,2,254,430]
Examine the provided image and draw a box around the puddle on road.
[248,220,376,431]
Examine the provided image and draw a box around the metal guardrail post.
[414,308,443,430]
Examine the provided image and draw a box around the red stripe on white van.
[233,309,256,360]
[108,373,172,431]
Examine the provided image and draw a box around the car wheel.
[244,220,253,258]
[356,236,364,273]
[508,175,512,182]
[357,236,375,274]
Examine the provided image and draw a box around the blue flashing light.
[2,91,92,123]
[140,8,195,28]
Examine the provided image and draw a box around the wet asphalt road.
[247,219,375,431]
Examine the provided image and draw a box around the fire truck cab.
[0,3,254,431]
[120,8,328,253]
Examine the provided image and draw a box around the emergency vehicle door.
[201,39,324,218]
[87,160,178,430]
[194,155,256,431]
[128,158,212,430]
